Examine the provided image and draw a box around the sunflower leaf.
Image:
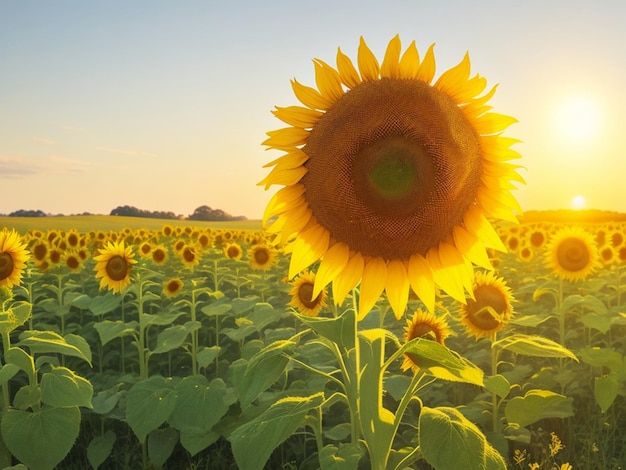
[504,389,574,428]
[493,334,578,362]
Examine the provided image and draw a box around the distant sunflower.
[94,241,137,293]
[401,309,452,373]
[288,270,327,317]
[248,244,277,271]
[31,240,48,263]
[546,227,599,282]
[179,244,200,270]
[66,229,81,248]
[0,229,30,288]
[459,271,514,340]
[162,278,184,298]
[223,242,243,261]
[162,224,174,237]
[138,241,152,258]
[64,250,84,272]
[151,245,168,265]
[260,35,522,320]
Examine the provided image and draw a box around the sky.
[1,1,625,219]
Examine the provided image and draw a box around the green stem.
[137,277,148,380]
[190,290,199,376]
[491,337,499,433]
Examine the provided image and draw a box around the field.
[0,214,625,469]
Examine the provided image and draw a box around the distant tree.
[9,209,47,217]
[188,205,246,221]
[110,206,179,219]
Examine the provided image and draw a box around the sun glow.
[571,195,587,210]
[556,97,601,143]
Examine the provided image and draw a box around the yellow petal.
[291,79,332,110]
[263,184,306,224]
[434,52,470,97]
[358,257,387,321]
[463,205,506,251]
[268,202,312,242]
[257,165,307,190]
[288,219,330,279]
[477,186,521,222]
[385,259,410,320]
[427,243,469,303]
[332,251,364,306]
[380,34,401,78]
[399,40,419,79]
[357,36,380,81]
[407,253,435,313]
[473,112,518,135]
[481,135,523,162]
[415,43,436,83]
[313,242,350,299]
[271,106,322,128]
[336,47,361,89]
[452,225,493,270]
[262,127,309,150]
[262,149,308,170]
[314,59,344,104]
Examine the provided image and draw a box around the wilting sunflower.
[260,35,522,320]
[162,278,184,298]
[288,270,328,317]
[94,241,137,293]
[401,308,452,373]
[0,229,30,288]
[459,271,514,340]
[546,226,599,282]
[249,244,277,271]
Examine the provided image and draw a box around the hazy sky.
[2,1,625,219]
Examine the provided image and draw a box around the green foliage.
[505,390,574,428]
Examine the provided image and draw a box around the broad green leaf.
[5,347,35,384]
[200,302,232,317]
[0,301,31,334]
[296,309,356,349]
[229,393,324,470]
[151,321,201,354]
[148,427,179,467]
[578,314,612,334]
[196,345,221,369]
[595,375,618,413]
[40,366,93,408]
[180,429,220,457]
[579,347,623,373]
[383,374,411,401]
[222,324,257,342]
[1,406,81,470]
[561,294,607,315]
[141,312,185,328]
[231,295,260,314]
[87,430,116,470]
[168,376,234,434]
[484,374,511,399]
[318,443,363,470]
[63,333,93,366]
[532,287,557,302]
[505,390,574,428]
[16,330,92,364]
[493,334,578,361]
[126,375,177,442]
[70,293,92,310]
[0,363,19,386]
[509,314,553,327]
[419,406,506,470]
[324,423,352,441]
[92,387,124,415]
[94,320,139,346]
[88,291,122,316]
[13,384,41,410]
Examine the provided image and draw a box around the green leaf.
[196,346,221,369]
[200,302,232,317]
[94,320,139,346]
[419,406,506,470]
[148,427,179,467]
[40,366,93,408]
[16,330,92,364]
[579,347,623,373]
[4,347,34,384]
[296,309,356,349]
[222,324,257,342]
[0,363,19,386]
[561,294,607,315]
[509,314,553,327]
[493,334,578,361]
[92,387,124,415]
[318,443,363,469]
[229,393,324,470]
[505,389,574,428]
[1,406,81,470]
[63,333,93,366]
[88,291,122,316]
[179,429,220,457]
[87,430,116,470]
[13,384,41,410]
[151,321,201,354]
[231,295,260,315]
[595,375,618,413]
[141,312,186,328]
[484,374,511,399]
[578,314,612,334]
[126,375,177,442]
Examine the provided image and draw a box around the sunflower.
[249,244,277,271]
[65,229,81,248]
[151,245,169,265]
[162,224,174,237]
[288,270,328,317]
[0,229,30,288]
[459,271,514,340]
[260,35,522,321]
[401,308,452,373]
[223,242,243,261]
[179,244,200,270]
[546,226,599,282]
[64,250,84,272]
[31,240,48,263]
[94,241,137,293]
[162,278,184,298]
[138,241,153,258]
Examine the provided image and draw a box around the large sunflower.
[94,241,137,293]
[546,226,599,282]
[260,35,522,320]
[0,229,30,288]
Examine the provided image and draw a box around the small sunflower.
[0,229,30,288]
[94,241,137,293]
[179,244,200,270]
[31,240,48,263]
[138,241,153,258]
[260,35,522,321]
[162,224,174,237]
[401,308,452,373]
[65,229,81,248]
[151,245,169,265]
[162,278,184,298]
[223,242,243,261]
[459,271,514,340]
[546,226,599,282]
[64,250,84,272]
[248,244,277,271]
[288,270,328,317]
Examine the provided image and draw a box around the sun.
[571,195,586,210]
[556,97,600,143]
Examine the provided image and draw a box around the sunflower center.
[556,237,590,272]
[153,249,166,263]
[254,248,270,265]
[303,78,482,260]
[66,256,80,270]
[465,284,507,331]
[105,255,128,281]
[298,282,321,309]
[33,243,47,261]
[0,253,14,281]
[183,248,195,263]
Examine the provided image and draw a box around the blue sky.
[1,1,625,218]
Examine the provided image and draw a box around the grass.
[0,215,263,234]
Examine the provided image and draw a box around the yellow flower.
[248,244,277,271]
[459,271,514,340]
[179,244,200,270]
[151,245,169,265]
[94,241,137,293]
[546,226,599,282]
[401,308,452,373]
[223,242,243,261]
[288,271,327,317]
[0,229,30,288]
[162,278,184,298]
[260,35,523,321]
[64,250,84,272]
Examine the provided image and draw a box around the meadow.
[0,214,625,469]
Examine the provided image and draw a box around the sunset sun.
[571,195,587,210]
